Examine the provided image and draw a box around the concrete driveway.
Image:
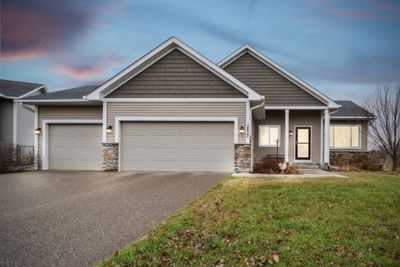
[0,171,224,267]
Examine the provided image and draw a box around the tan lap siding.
[224,52,325,106]
[106,102,247,143]
[37,106,102,169]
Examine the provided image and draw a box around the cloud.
[54,54,125,79]
[56,64,105,79]
[0,0,104,61]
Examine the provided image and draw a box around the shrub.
[330,152,383,171]
[0,145,35,173]
[253,156,303,174]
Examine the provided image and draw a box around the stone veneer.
[102,143,118,171]
[234,144,251,173]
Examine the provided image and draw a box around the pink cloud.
[56,65,106,79]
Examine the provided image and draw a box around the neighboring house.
[18,37,371,172]
[0,79,47,151]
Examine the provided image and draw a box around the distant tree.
[364,84,400,172]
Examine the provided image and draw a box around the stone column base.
[102,143,118,171]
[234,144,251,173]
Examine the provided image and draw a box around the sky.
[1,0,399,104]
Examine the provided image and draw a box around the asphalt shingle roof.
[333,100,373,118]
[22,85,99,100]
[0,79,44,98]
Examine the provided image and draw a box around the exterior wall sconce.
[107,125,113,133]
[34,128,41,135]
[239,126,245,134]
[289,130,293,136]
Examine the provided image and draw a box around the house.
[0,79,47,151]
[18,37,371,172]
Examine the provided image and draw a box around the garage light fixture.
[107,125,113,133]
[289,130,293,136]
[34,128,41,135]
[239,126,245,134]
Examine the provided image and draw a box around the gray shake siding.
[106,102,247,143]
[37,106,102,168]
[107,49,246,98]
[223,52,324,106]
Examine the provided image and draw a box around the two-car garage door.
[47,122,234,172]
[121,122,234,172]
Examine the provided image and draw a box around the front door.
[295,127,311,160]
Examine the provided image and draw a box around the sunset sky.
[1,0,399,104]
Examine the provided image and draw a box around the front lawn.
[101,172,400,266]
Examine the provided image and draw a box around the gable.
[223,52,325,106]
[107,49,246,98]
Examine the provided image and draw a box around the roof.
[332,100,373,119]
[218,45,340,109]
[86,37,263,101]
[21,85,99,101]
[0,79,45,98]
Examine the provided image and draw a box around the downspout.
[249,96,265,173]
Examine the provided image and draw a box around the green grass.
[101,172,400,266]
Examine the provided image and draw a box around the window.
[258,125,280,147]
[329,125,361,149]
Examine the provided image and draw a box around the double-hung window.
[258,125,280,147]
[329,125,361,149]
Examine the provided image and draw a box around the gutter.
[249,96,266,173]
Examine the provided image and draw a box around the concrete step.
[295,163,321,169]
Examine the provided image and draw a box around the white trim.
[284,109,289,162]
[323,110,330,164]
[13,102,17,147]
[16,99,90,103]
[329,124,362,150]
[86,37,262,101]
[265,106,329,110]
[41,119,102,170]
[294,125,313,163]
[331,116,370,120]
[258,125,281,148]
[102,101,107,143]
[320,111,324,164]
[17,85,47,99]
[103,98,249,102]
[34,106,39,169]
[219,45,340,108]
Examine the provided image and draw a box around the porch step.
[295,163,321,169]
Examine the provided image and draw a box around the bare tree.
[364,84,400,172]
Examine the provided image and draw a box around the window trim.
[258,125,281,147]
[329,124,362,150]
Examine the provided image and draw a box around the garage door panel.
[49,124,102,170]
[121,122,234,172]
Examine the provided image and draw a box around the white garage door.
[121,122,234,172]
[49,124,102,170]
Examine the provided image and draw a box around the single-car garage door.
[49,124,102,170]
[121,122,234,172]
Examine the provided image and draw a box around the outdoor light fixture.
[239,126,245,134]
[107,125,113,133]
[289,130,293,136]
[34,128,41,135]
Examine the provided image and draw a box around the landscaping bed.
[101,172,400,266]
